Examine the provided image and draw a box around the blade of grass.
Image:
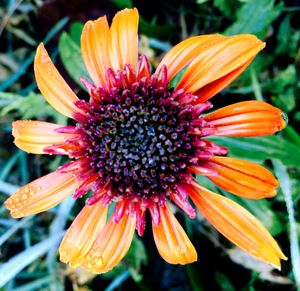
[47,197,76,277]
[0,151,21,180]
[19,151,29,185]
[0,17,69,91]
[0,0,24,36]
[13,276,54,291]
[0,205,11,216]
[105,270,131,291]
[250,67,264,101]
[148,38,172,51]
[23,227,31,248]
[0,218,16,226]
[0,231,64,287]
[14,271,49,279]
[186,265,205,291]
[0,216,31,246]
[0,180,19,194]
[273,160,300,290]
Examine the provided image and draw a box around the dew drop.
[281,112,288,127]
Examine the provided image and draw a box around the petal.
[108,8,139,71]
[81,16,110,88]
[12,120,77,154]
[156,34,226,83]
[81,212,136,274]
[193,57,253,103]
[59,203,108,267]
[152,204,197,264]
[204,101,286,136]
[188,183,287,268]
[176,34,265,96]
[4,170,79,218]
[34,43,81,118]
[207,156,278,199]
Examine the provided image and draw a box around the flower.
[5,8,287,273]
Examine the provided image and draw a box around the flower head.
[5,8,287,273]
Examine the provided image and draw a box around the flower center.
[50,59,217,204]
[80,73,194,197]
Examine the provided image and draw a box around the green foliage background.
[0,0,299,290]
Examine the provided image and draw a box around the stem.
[250,67,264,101]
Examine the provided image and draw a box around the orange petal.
[207,156,278,199]
[4,170,79,218]
[34,44,81,118]
[80,212,136,274]
[194,57,253,103]
[12,120,77,154]
[176,34,265,95]
[108,8,139,71]
[81,16,110,88]
[156,34,226,83]
[204,101,286,136]
[152,204,197,264]
[59,203,108,267]
[189,183,287,268]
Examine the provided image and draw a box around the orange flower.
[5,8,287,273]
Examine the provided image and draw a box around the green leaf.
[295,112,300,122]
[269,65,297,112]
[282,126,300,148]
[169,67,187,88]
[139,16,176,39]
[126,235,148,282]
[215,272,235,291]
[58,32,89,88]
[0,92,65,123]
[224,0,283,38]
[186,264,206,291]
[208,135,300,168]
[197,0,209,5]
[70,22,84,45]
[110,0,133,9]
[213,0,238,20]
[269,65,297,94]
[276,15,300,58]
[273,90,296,113]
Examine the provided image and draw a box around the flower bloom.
[5,8,287,273]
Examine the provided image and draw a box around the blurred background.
[0,0,300,290]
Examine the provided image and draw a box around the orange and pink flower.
[5,8,287,273]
